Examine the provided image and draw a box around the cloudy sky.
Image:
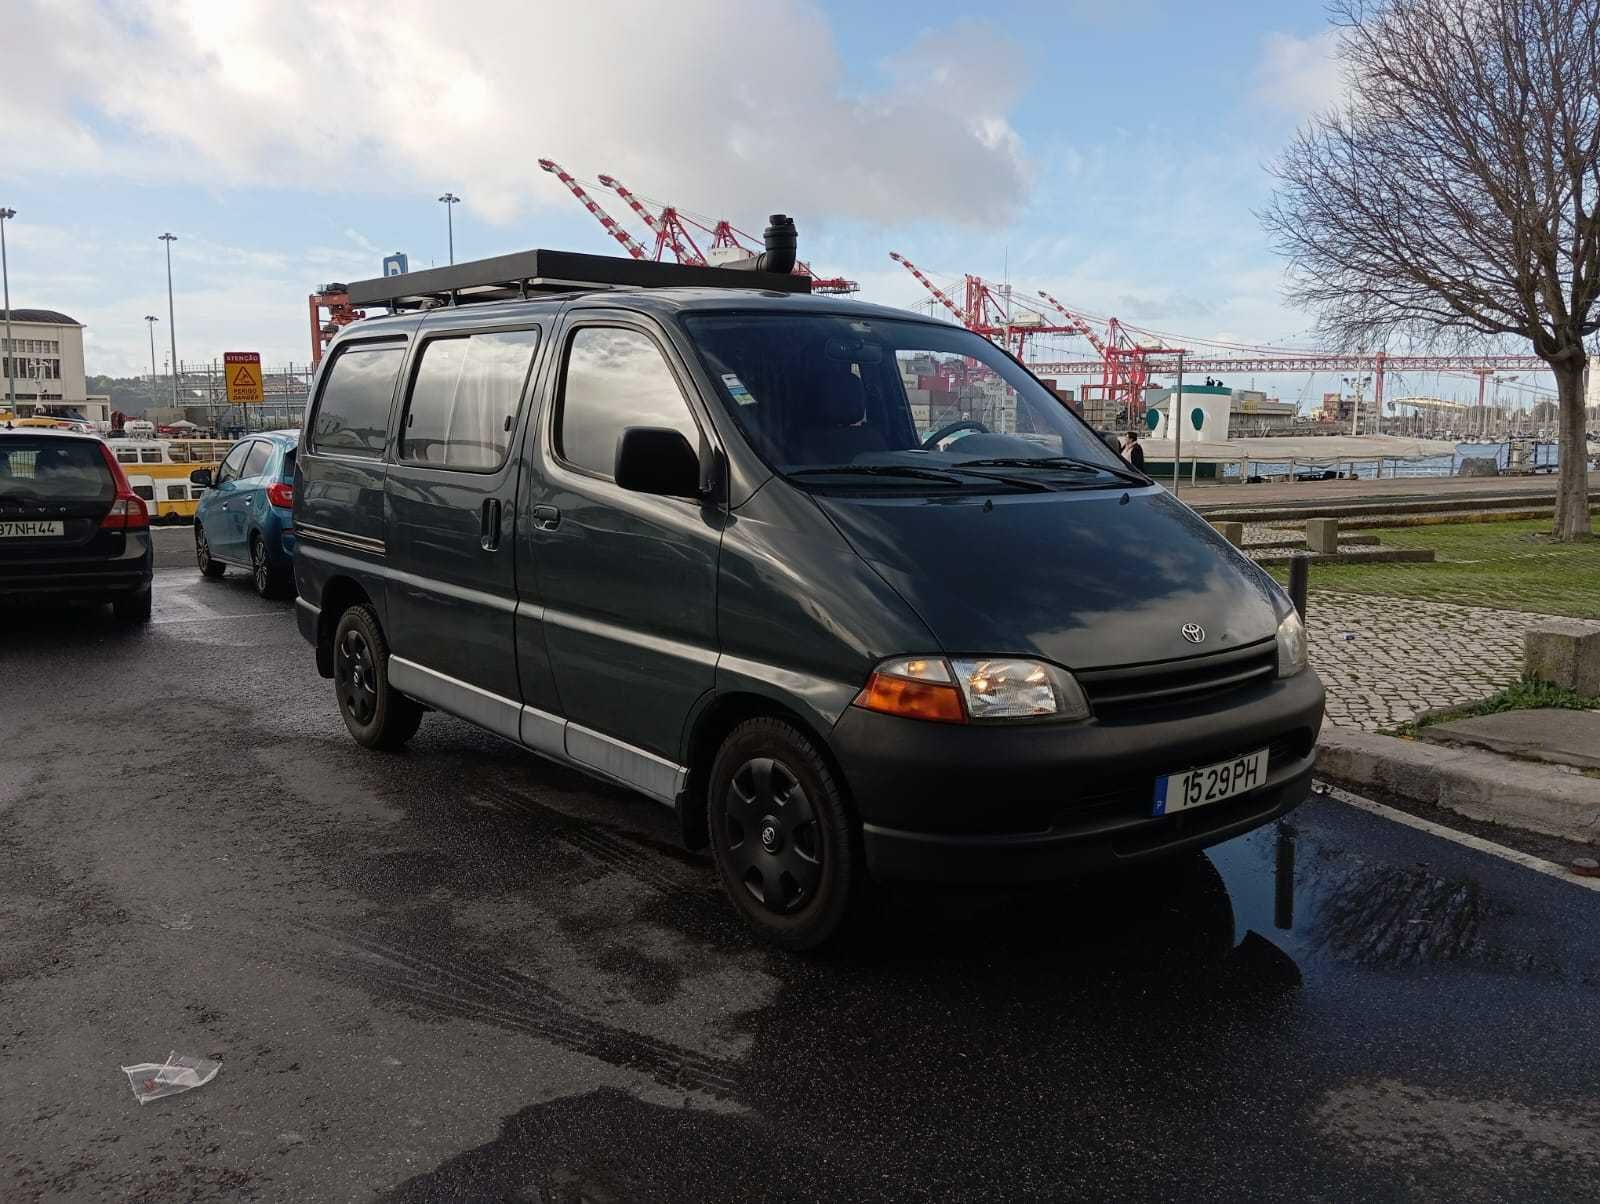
[1,0,1549,408]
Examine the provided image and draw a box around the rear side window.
[557,327,697,479]
[279,448,297,482]
[401,329,539,470]
[311,342,405,458]
[241,441,272,480]
[0,438,114,503]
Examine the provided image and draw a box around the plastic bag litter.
[121,1052,221,1104]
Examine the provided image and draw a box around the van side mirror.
[189,467,213,487]
[614,427,703,499]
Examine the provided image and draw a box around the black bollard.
[1288,553,1309,620]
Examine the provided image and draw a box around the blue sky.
[0,0,1553,409]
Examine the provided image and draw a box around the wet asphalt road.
[4,539,1600,1200]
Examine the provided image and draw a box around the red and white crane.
[537,159,650,261]
[539,159,858,293]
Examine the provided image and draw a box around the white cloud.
[1,0,1031,229]
[1256,29,1346,115]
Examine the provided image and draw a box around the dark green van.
[294,249,1322,948]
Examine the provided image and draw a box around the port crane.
[540,160,857,293]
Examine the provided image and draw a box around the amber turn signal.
[855,671,967,724]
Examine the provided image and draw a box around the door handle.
[532,504,561,531]
[480,498,502,550]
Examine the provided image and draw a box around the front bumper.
[829,668,1324,884]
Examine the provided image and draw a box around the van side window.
[241,441,272,480]
[401,329,540,470]
[557,327,697,479]
[310,343,405,458]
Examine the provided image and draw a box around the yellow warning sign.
[224,351,263,403]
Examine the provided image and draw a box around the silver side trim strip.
[566,723,686,806]
[385,657,684,806]
[388,656,521,742]
[519,703,565,758]
[297,522,386,556]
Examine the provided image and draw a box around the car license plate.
[1154,748,1269,816]
[0,520,64,538]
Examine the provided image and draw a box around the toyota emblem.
[1181,623,1206,644]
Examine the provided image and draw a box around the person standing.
[1121,429,1146,470]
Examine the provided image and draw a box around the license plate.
[0,520,64,538]
[1154,748,1269,816]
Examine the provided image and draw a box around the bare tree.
[1263,0,1599,538]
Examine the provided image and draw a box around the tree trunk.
[1552,359,1592,540]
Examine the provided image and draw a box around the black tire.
[250,534,293,599]
[332,604,423,751]
[112,588,152,624]
[195,526,225,578]
[707,717,862,951]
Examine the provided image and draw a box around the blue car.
[192,430,298,598]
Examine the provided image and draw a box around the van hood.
[812,486,1285,671]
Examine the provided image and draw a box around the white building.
[1,309,112,425]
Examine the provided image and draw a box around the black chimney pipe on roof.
[723,215,798,276]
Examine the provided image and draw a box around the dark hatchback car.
[293,250,1324,949]
[0,428,153,622]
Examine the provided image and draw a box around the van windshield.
[681,313,1136,489]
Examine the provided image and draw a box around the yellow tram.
[108,439,231,523]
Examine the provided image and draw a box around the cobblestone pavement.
[1306,589,1549,730]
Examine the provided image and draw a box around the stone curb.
[1317,727,1600,845]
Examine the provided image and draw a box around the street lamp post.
[1343,373,1371,437]
[1,206,16,410]
[158,233,179,408]
[1171,350,1185,496]
[144,315,160,409]
[437,192,460,264]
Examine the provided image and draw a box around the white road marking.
[1317,781,1600,895]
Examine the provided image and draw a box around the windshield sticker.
[722,373,758,406]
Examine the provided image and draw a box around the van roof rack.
[345,248,812,311]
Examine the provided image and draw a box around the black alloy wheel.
[725,757,822,914]
[334,624,378,728]
[330,604,423,750]
[195,526,225,578]
[252,538,272,596]
[250,535,292,598]
[707,718,862,950]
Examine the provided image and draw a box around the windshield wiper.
[953,455,1147,484]
[787,465,967,486]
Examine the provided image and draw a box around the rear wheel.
[112,588,152,624]
[250,534,292,599]
[332,604,422,750]
[707,718,862,951]
[195,525,225,578]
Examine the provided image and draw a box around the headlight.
[855,655,1090,723]
[1276,609,1307,678]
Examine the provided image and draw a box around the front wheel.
[707,718,862,951]
[195,525,225,578]
[332,604,423,751]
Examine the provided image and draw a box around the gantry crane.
[539,159,857,292]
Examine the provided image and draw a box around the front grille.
[1077,639,1277,718]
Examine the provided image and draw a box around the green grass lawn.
[1271,518,1600,617]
